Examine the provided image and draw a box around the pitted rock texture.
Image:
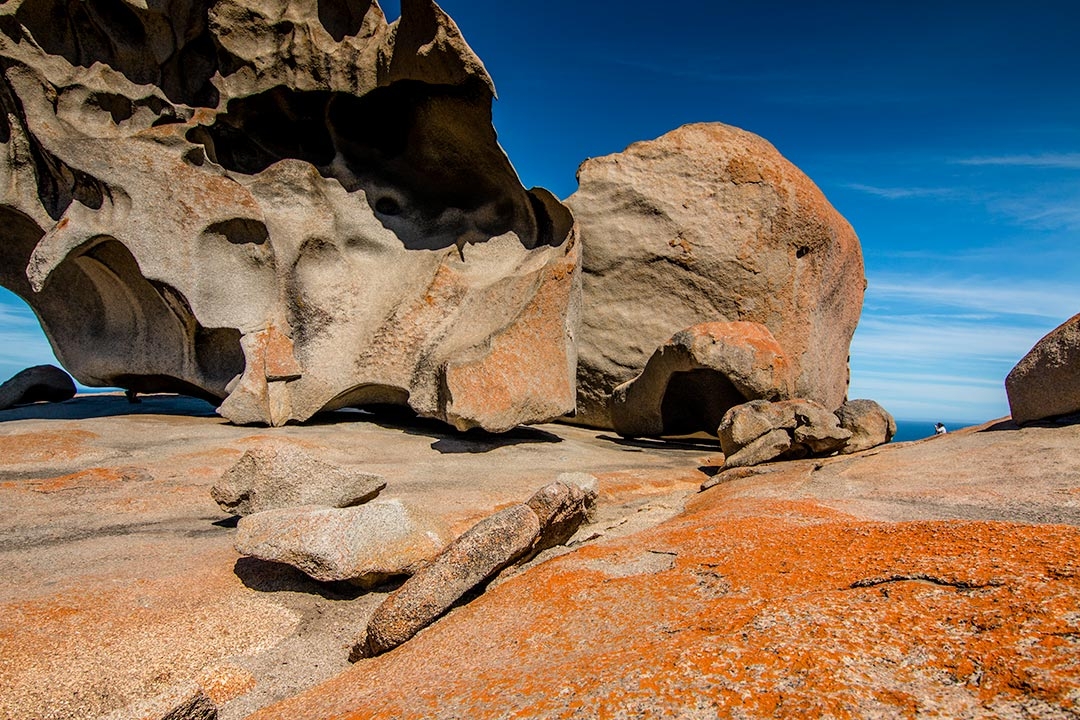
[234,500,452,585]
[836,398,897,454]
[609,321,794,438]
[0,364,76,410]
[1006,312,1080,425]
[0,0,579,431]
[212,443,386,516]
[566,122,865,428]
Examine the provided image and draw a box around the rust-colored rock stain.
[252,497,1080,719]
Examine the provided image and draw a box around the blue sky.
[3,0,1078,424]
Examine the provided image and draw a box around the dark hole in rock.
[660,369,747,436]
[86,91,133,124]
[317,0,372,42]
[797,246,810,258]
[204,218,270,246]
[374,196,403,216]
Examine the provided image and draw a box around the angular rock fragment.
[357,480,596,658]
[567,122,865,428]
[609,322,794,438]
[0,0,579,432]
[0,365,76,410]
[836,399,897,453]
[719,399,851,468]
[234,500,452,586]
[212,444,385,516]
[1006,313,1080,425]
[102,682,216,720]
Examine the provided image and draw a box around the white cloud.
[844,183,957,200]
[866,275,1078,321]
[957,153,1080,169]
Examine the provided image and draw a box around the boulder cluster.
[213,443,596,656]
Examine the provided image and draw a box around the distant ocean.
[892,420,979,443]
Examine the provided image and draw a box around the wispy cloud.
[844,183,958,200]
[866,275,1078,321]
[957,153,1080,169]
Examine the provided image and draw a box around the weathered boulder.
[719,399,851,468]
[0,0,579,432]
[211,444,385,516]
[836,399,897,453]
[566,122,865,428]
[0,364,76,410]
[1006,313,1080,425]
[234,500,452,586]
[358,480,596,657]
[609,322,794,437]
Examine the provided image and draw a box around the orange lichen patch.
[0,549,297,720]
[0,429,98,465]
[8,467,150,494]
[251,497,1080,720]
[197,664,257,705]
[594,468,706,501]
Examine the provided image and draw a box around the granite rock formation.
[0,0,579,431]
[1006,313,1080,425]
[234,500,452,585]
[212,443,386,516]
[0,364,76,410]
[566,123,865,428]
[836,398,897,454]
[718,398,852,468]
[609,321,794,438]
[358,480,595,657]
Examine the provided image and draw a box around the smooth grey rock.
[792,402,851,454]
[723,428,793,469]
[836,399,897,453]
[566,122,865,429]
[610,322,794,438]
[234,500,452,585]
[1006,313,1080,425]
[0,365,76,411]
[718,399,797,457]
[358,503,541,657]
[0,0,579,432]
[212,444,386,516]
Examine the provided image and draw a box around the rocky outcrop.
[836,399,897,453]
[1006,313,1080,425]
[0,364,76,410]
[609,322,794,437]
[718,399,851,468]
[212,444,385,516]
[0,0,579,431]
[357,481,594,657]
[566,123,865,428]
[234,500,452,586]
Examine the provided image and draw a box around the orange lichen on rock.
[251,497,1080,719]
[0,429,99,465]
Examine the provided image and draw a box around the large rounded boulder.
[1006,313,1080,425]
[566,123,865,428]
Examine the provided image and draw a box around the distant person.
[935,422,947,435]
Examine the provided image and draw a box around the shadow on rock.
[430,426,562,454]
[0,393,221,422]
[233,556,401,601]
[595,433,721,452]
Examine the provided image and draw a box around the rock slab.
[234,500,452,585]
[358,481,595,657]
[1006,313,1080,425]
[567,122,865,428]
[212,444,386,516]
[0,365,76,410]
